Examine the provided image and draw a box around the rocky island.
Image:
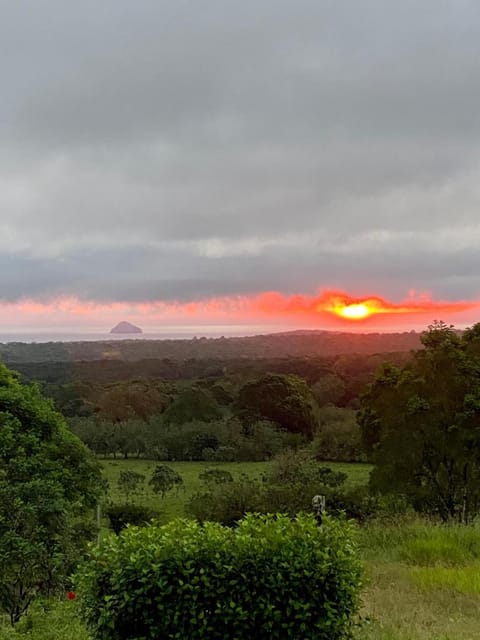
[110,321,143,334]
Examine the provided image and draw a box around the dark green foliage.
[326,486,379,522]
[77,513,362,640]
[146,419,223,461]
[209,382,234,405]
[359,321,480,522]
[188,475,263,525]
[312,373,346,406]
[105,504,160,534]
[116,470,145,501]
[312,407,365,462]
[162,386,222,424]
[69,415,291,462]
[95,381,170,422]
[1,331,422,367]
[0,363,101,624]
[189,451,377,525]
[191,432,219,459]
[236,373,319,438]
[267,450,347,487]
[148,464,183,498]
[261,451,375,520]
[43,380,95,417]
[198,468,234,484]
[206,444,238,462]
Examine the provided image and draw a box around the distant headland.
[110,321,143,334]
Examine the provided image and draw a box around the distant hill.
[0,329,422,363]
[110,321,143,334]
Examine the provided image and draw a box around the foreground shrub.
[77,514,362,640]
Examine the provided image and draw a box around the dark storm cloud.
[2,0,480,303]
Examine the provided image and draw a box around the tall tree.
[236,373,319,438]
[0,363,102,623]
[359,321,480,522]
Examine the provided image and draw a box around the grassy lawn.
[101,459,270,521]
[356,520,480,640]
[100,458,371,521]
[0,601,88,640]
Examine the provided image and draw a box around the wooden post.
[312,494,326,527]
[97,503,102,545]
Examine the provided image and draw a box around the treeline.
[69,417,305,462]
[70,407,363,463]
[12,351,411,388]
[9,351,406,465]
[0,329,422,363]
[16,351,411,413]
[1,337,415,466]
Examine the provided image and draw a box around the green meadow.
[2,460,480,640]
[100,458,371,521]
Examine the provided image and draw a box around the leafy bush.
[327,486,379,522]
[77,514,362,640]
[105,504,160,535]
[267,450,347,487]
[188,475,263,525]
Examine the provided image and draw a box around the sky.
[2,0,480,333]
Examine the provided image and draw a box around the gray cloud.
[2,0,480,304]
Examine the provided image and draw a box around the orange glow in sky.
[316,292,476,322]
[0,289,478,332]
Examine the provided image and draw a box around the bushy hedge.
[77,514,362,640]
[105,504,160,535]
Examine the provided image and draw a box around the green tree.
[117,470,145,502]
[312,373,346,406]
[162,386,222,424]
[359,321,480,522]
[149,465,183,498]
[0,363,102,624]
[236,373,319,438]
[312,407,363,462]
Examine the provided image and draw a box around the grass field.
[100,458,371,521]
[3,460,480,640]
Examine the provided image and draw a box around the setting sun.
[320,294,383,321]
[338,303,371,320]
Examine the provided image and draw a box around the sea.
[0,325,287,344]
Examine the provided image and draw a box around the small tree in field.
[0,363,101,624]
[359,321,480,522]
[117,470,145,502]
[149,464,183,498]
